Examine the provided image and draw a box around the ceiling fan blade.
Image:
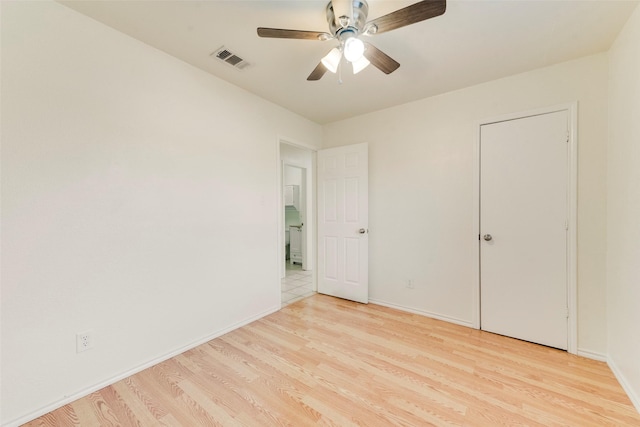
[363,43,400,74]
[307,62,329,81]
[257,28,331,41]
[366,0,446,35]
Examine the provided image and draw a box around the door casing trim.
[472,102,578,355]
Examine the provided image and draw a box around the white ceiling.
[59,0,637,124]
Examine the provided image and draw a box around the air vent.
[211,46,251,70]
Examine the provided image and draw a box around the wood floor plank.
[68,394,104,427]
[86,390,120,427]
[22,294,640,426]
[97,386,139,427]
[121,376,169,421]
[109,380,162,426]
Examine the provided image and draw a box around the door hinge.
[565,307,570,319]
[566,130,570,143]
[565,220,569,230]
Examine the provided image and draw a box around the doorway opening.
[279,141,316,306]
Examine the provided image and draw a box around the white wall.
[284,165,303,187]
[607,5,640,411]
[0,1,322,425]
[324,54,609,354]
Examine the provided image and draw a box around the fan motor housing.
[326,0,369,35]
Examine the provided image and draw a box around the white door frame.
[472,102,578,354]
[277,137,317,294]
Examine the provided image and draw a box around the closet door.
[480,110,569,350]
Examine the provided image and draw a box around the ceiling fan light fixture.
[343,37,365,62]
[352,56,370,74]
[257,0,447,81]
[321,47,342,73]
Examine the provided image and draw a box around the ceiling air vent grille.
[212,46,251,70]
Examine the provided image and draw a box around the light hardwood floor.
[24,294,640,426]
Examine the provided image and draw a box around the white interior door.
[317,143,368,303]
[480,110,569,350]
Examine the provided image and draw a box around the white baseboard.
[577,348,607,362]
[369,299,474,328]
[3,305,281,427]
[608,356,640,414]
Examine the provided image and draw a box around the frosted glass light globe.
[321,47,342,73]
[343,37,365,62]
[352,56,370,74]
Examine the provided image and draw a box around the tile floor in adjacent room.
[281,262,314,306]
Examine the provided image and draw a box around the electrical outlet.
[406,279,415,289]
[76,331,93,353]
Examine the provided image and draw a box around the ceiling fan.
[257,0,446,81]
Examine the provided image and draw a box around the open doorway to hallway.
[279,141,316,306]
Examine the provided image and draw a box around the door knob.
[483,234,493,241]
[358,228,367,234]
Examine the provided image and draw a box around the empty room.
[2,0,639,425]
